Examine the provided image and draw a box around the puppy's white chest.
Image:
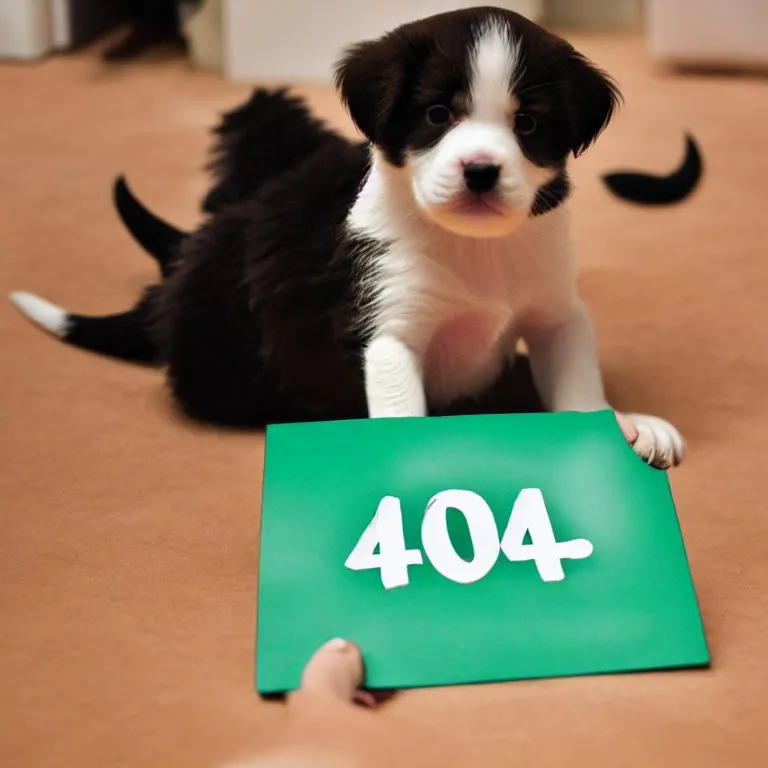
[422,309,508,406]
[373,242,528,405]
[351,168,575,410]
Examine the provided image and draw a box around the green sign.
[256,411,708,694]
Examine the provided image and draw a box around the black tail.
[602,134,703,205]
[10,286,161,365]
[113,176,188,277]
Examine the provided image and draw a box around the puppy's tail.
[9,287,161,364]
[602,133,703,205]
[113,176,188,277]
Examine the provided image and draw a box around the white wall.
[223,0,543,82]
[0,0,52,59]
[646,0,768,67]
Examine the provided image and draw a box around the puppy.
[10,7,684,468]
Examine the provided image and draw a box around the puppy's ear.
[334,39,399,144]
[334,33,425,148]
[560,51,622,158]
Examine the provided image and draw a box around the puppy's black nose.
[463,163,501,194]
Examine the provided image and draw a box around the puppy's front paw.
[622,413,686,469]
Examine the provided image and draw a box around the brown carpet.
[2,33,767,767]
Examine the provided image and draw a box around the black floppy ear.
[561,51,622,158]
[334,38,402,145]
[334,32,426,148]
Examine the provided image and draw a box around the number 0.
[421,490,500,584]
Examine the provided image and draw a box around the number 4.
[500,488,593,582]
[344,496,423,589]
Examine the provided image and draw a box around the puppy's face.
[336,8,620,238]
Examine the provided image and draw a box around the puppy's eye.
[514,113,537,136]
[426,105,454,127]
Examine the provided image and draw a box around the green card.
[256,411,708,694]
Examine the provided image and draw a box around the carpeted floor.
[2,32,768,767]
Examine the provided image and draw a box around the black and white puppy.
[11,7,684,468]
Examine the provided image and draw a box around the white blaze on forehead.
[469,21,521,121]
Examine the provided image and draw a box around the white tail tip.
[9,291,70,337]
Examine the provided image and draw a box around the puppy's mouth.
[444,194,508,217]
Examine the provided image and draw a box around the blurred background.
[2,1,766,76]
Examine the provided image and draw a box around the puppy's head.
[335,8,620,238]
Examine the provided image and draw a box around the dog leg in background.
[364,336,427,419]
[521,301,685,469]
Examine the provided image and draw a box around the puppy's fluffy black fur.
[140,94,372,426]
[13,8,701,429]
[202,88,358,215]
[157,132,371,426]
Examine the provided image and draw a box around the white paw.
[623,413,686,469]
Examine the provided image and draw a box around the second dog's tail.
[9,287,161,364]
[602,133,703,205]
[113,176,188,277]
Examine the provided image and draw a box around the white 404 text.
[344,489,593,589]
